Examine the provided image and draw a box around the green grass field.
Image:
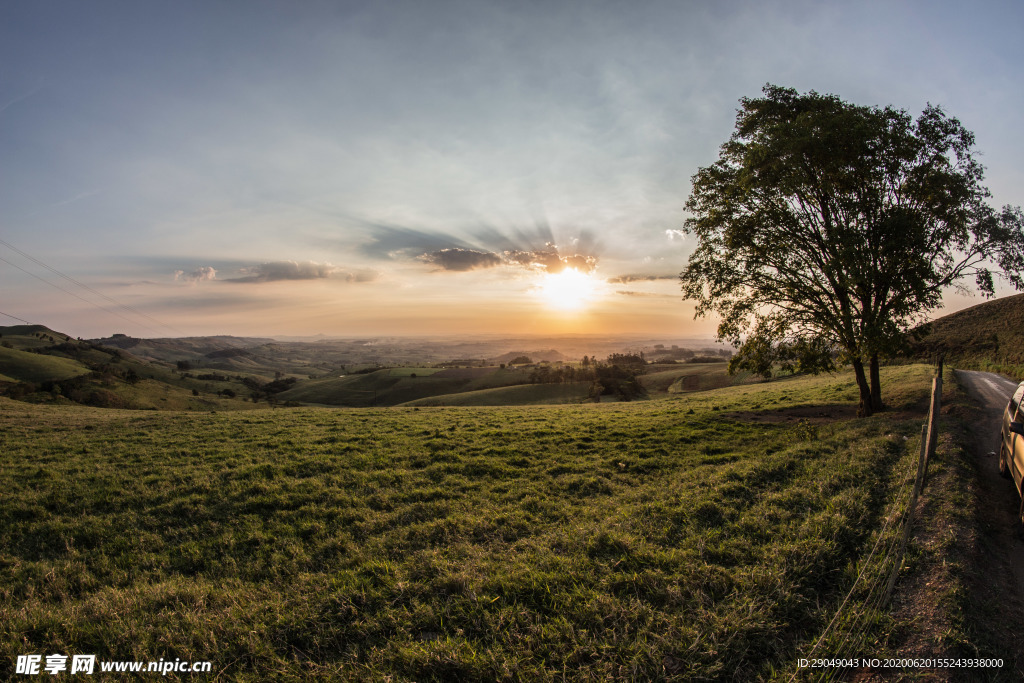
[0,346,91,383]
[0,366,935,680]
[399,381,593,406]
[639,362,757,394]
[277,366,538,407]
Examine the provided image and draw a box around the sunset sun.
[537,268,602,311]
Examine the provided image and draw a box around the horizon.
[3,1,1023,339]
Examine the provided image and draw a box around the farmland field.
[0,366,935,680]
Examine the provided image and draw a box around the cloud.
[421,245,597,274]
[174,266,217,284]
[341,217,602,275]
[422,248,503,272]
[606,274,677,284]
[503,247,597,274]
[665,229,687,241]
[224,260,336,283]
[356,224,470,260]
[222,260,376,283]
[615,290,673,298]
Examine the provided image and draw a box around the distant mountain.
[909,293,1024,365]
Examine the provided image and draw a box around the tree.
[680,85,1024,416]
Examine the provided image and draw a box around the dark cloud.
[340,217,601,274]
[220,261,377,284]
[357,223,471,260]
[607,274,678,284]
[422,248,503,272]
[223,261,336,283]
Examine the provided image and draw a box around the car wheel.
[1000,442,1013,479]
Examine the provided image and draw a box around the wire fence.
[788,372,942,682]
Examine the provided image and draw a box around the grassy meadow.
[0,365,937,680]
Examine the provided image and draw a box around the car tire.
[1000,443,1013,479]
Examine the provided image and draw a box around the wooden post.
[922,375,942,487]
[885,424,928,605]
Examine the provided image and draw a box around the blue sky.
[2,0,1022,337]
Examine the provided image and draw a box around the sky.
[1,0,1023,339]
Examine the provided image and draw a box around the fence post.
[922,374,942,487]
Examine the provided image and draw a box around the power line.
[0,236,182,334]
[0,253,165,336]
[0,236,184,336]
[0,309,34,325]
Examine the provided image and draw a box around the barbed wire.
[788,428,925,682]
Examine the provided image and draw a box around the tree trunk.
[852,357,873,417]
[869,353,884,411]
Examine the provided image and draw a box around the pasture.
[0,365,935,680]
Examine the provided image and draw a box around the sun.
[537,268,602,311]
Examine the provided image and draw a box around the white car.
[999,382,1024,515]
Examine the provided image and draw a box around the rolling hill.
[0,345,91,383]
[275,366,538,406]
[909,293,1024,373]
[398,381,593,406]
[0,325,257,410]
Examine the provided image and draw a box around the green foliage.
[0,366,936,680]
[680,84,1024,414]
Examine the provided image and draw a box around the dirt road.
[955,370,1020,546]
[956,371,1018,422]
[953,370,1024,671]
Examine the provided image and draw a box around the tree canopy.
[680,85,1024,416]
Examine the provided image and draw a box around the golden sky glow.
[536,269,607,311]
[2,2,1022,339]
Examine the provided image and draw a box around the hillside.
[0,345,91,382]
[0,325,258,410]
[275,366,538,406]
[398,381,592,406]
[4,325,751,410]
[909,293,1024,371]
[0,366,937,680]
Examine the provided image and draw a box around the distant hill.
[398,381,592,406]
[492,349,567,363]
[275,366,536,407]
[1,325,258,410]
[92,334,275,363]
[909,293,1024,367]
